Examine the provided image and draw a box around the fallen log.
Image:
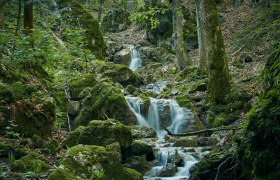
[161,124,241,137]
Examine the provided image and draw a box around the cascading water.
[129,46,142,71]
[125,96,201,179]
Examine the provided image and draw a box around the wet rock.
[102,9,131,33]
[159,163,177,177]
[124,155,150,174]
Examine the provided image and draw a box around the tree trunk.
[0,0,4,29]
[173,0,191,70]
[98,0,104,23]
[24,0,33,35]
[196,0,230,104]
[195,0,207,74]
[15,0,22,35]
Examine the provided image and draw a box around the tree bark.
[196,0,230,104]
[98,0,104,23]
[15,0,22,35]
[24,0,33,35]
[195,0,207,74]
[0,0,4,29]
[173,0,191,70]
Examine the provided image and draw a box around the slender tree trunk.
[195,0,207,74]
[15,0,22,35]
[24,0,33,35]
[0,0,4,29]
[98,0,104,23]
[173,0,191,70]
[196,0,230,104]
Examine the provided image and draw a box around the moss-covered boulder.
[58,144,142,180]
[102,9,131,33]
[236,45,280,179]
[11,152,50,173]
[65,119,133,156]
[48,168,77,180]
[73,81,136,127]
[92,60,141,87]
[57,0,106,59]
[69,73,97,100]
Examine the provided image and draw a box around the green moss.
[66,119,132,156]
[176,94,191,109]
[0,82,14,104]
[236,45,280,179]
[92,60,141,87]
[57,0,106,59]
[59,144,141,179]
[12,152,50,173]
[69,73,97,100]
[73,81,136,127]
[101,9,131,33]
[122,167,142,180]
[189,147,241,180]
[48,168,77,180]
[41,139,60,154]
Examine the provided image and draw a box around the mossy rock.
[57,0,106,59]
[11,152,50,173]
[236,45,280,179]
[101,9,131,33]
[73,81,136,128]
[189,148,242,180]
[13,97,56,138]
[93,60,141,87]
[128,141,155,161]
[69,73,97,100]
[48,168,77,180]
[65,119,133,155]
[59,144,141,180]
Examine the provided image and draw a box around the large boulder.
[92,60,141,87]
[53,144,142,180]
[73,81,136,127]
[102,9,131,33]
[65,119,133,156]
[69,73,97,100]
[113,48,131,66]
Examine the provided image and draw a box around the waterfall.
[126,96,201,179]
[125,97,194,137]
[129,46,142,71]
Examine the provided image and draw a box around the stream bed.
[126,96,210,179]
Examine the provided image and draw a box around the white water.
[125,96,200,179]
[129,46,142,71]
